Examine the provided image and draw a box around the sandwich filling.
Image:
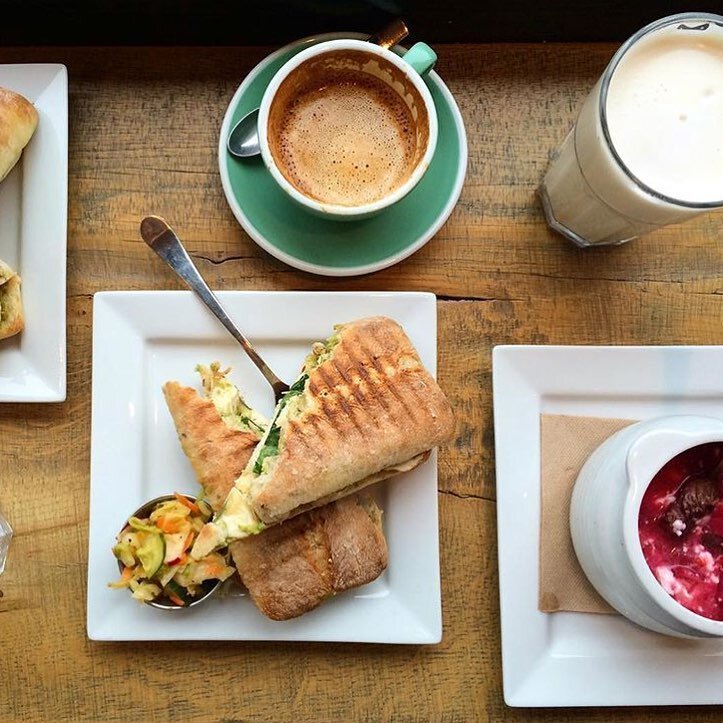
[193,373,313,558]
[189,365,270,558]
[198,362,267,435]
[253,373,308,475]
[250,331,341,480]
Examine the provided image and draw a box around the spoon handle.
[140,216,289,401]
[368,18,409,49]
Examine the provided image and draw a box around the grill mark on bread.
[286,416,326,469]
[340,351,390,419]
[334,352,388,432]
[356,336,419,426]
[316,362,366,437]
[369,321,429,420]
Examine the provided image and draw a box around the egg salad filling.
[197,362,267,435]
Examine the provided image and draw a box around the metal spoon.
[139,215,290,403]
[226,108,261,158]
[226,19,409,158]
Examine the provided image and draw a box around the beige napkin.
[539,414,637,614]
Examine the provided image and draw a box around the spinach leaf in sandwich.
[253,374,308,475]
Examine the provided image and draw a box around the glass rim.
[598,12,723,210]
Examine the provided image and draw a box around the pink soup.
[638,442,723,621]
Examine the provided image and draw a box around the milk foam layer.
[606,23,723,204]
[272,72,417,207]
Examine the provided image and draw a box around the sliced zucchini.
[136,533,165,578]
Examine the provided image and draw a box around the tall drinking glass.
[539,13,723,247]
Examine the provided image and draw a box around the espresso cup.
[258,38,438,220]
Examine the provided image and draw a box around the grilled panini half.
[163,363,388,620]
[195,316,454,556]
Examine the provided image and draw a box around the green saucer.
[219,33,467,277]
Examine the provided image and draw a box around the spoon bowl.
[226,108,261,158]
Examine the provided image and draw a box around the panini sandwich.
[163,363,388,620]
[193,316,454,557]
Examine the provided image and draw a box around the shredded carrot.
[108,566,135,588]
[170,552,187,568]
[167,592,185,607]
[156,515,182,534]
[174,493,200,514]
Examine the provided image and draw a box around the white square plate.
[88,291,441,643]
[493,346,723,707]
[0,64,67,402]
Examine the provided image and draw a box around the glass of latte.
[258,38,438,220]
[539,13,723,246]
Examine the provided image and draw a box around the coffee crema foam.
[270,71,419,207]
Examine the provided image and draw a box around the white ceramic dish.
[87,291,442,643]
[572,414,723,639]
[493,345,723,707]
[0,64,67,402]
[257,38,438,220]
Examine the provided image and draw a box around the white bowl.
[570,414,723,638]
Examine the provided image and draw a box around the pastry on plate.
[0,87,38,183]
[0,262,23,340]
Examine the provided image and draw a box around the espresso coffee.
[268,53,428,208]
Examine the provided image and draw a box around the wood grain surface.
[0,45,722,722]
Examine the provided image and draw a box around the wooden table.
[1,44,722,722]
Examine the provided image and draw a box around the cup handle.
[401,42,437,76]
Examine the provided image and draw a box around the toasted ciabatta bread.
[0,88,38,183]
[163,366,388,620]
[246,316,455,525]
[229,495,386,620]
[0,273,24,340]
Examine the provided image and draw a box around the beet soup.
[638,442,723,620]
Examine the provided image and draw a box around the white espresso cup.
[258,38,438,221]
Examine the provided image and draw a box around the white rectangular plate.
[88,291,441,643]
[0,64,67,402]
[493,346,723,707]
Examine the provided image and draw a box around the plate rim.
[0,62,67,402]
[217,32,468,277]
[87,289,442,643]
[493,344,723,707]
